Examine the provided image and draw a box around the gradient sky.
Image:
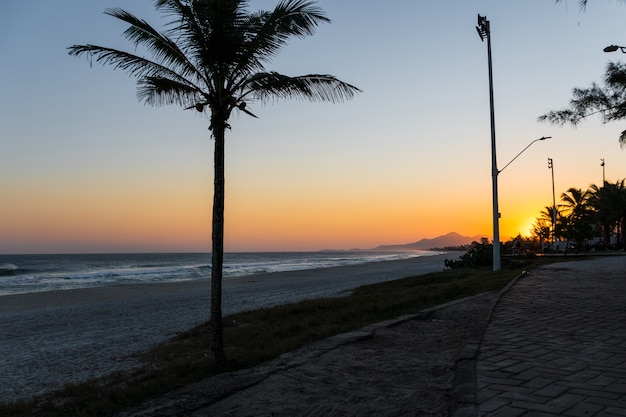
[2,0,626,254]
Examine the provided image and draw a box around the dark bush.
[444,238,493,268]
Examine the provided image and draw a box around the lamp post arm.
[498,136,551,174]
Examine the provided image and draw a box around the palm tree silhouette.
[589,180,626,247]
[68,0,361,359]
[561,188,592,222]
[560,187,593,251]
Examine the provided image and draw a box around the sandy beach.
[0,252,461,404]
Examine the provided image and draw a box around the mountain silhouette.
[374,232,485,251]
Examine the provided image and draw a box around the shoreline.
[0,250,444,298]
[1,251,462,403]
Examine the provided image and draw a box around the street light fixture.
[604,45,626,53]
[498,138,552,250]
[499,137,552,173]
[476,14,550,270]
[601,158,606,184]
[476,14,501,271]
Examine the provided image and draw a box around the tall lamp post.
[476,14,501,271]
[476,15,550,269]
[548,158,557,247]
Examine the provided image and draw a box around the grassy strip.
[1,257,556,417]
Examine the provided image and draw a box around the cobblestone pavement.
[473,255,626,416]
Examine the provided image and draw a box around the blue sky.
[2,1,626,253]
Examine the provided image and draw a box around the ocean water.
[0,251,440,296]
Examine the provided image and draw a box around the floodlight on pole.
[476,14,501,271]
[548,157,557,248]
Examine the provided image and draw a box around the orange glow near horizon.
[0,159,560,254]
[0,185,573,253]
[2,170,560,253]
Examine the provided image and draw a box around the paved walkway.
[470,255,626,416]
[118,291,500,417]
[117,255,626,416]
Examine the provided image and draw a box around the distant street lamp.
[601,158,606,184]
[476,14,501,271]
[604,45,626,53]
[548,158,557,247]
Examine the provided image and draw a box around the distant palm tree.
[589,180,626,247]
[68,0,361,359]
[538,205,564,243]
[561,188,592,220]
[560,187,594,250]
[531,218,550,252]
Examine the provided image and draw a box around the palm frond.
[104,7,202,81]
[67,44,199,89]
[257,0,329,55]
[270,0,330,39]
[232,0,330,81]
[151,0,221,79]
[243,72,362,104]
[137,76,201,107]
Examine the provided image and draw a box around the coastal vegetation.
[68,0,360,359]
[1,256,556,417]
[535,1,626,252]
[517,179,626,254]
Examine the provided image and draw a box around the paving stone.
[548,393,585,409]
[523,377,554,389]
[587,396,626,410]
[606,383,626,394]
[604,407,626,416]
[586,374,617,388]
[499,391,552,404]
[514,369,544,381]
[563,401,604,417]
[569,387,622,400]
[489,406,529,417]
[476,388,504,403]
[479,397,512,413]
[533,383,570,398]
[509,399,568,414]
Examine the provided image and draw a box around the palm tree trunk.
[210,121,226,361]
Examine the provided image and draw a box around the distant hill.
[374,232,485,251]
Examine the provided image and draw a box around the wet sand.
[0,252,461,403]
